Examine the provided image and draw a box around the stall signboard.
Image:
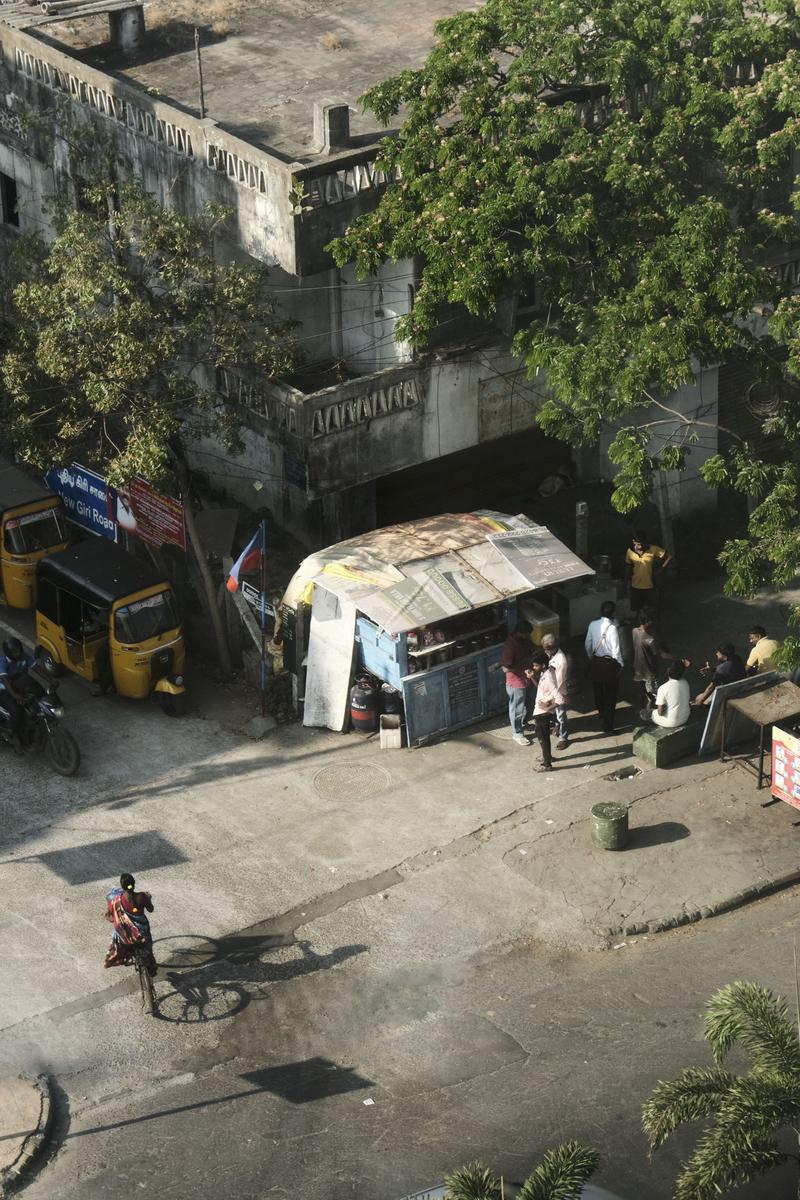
[772,727,800,808]
[109,479,186,550]
[44,464,117,540]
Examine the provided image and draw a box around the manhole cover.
[314,762,392,802]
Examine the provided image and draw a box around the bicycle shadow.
[152,938,368,1024]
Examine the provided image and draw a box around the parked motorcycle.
[0,677,80,776]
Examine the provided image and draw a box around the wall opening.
[0,172,19,227]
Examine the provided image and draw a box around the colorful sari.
[104,886,157,976]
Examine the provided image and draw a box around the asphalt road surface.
[10,885,800,1200]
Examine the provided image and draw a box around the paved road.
[8,885,800,1199]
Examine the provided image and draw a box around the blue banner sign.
[44,464,117,540]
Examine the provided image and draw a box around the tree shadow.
[627,821,690,849]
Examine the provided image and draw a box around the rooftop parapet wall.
[0,23,394,274]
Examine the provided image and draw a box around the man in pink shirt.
[541,633,569,749]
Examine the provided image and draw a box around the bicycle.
[133,945,157,1016]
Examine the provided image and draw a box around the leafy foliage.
[1,182,296,487]
[442,1142,597,1200]
[643,980,800,1199]
[330,0,800,643]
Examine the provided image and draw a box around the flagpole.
[260,518,268,719]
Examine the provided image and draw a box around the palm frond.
[708,1071,800,1140]
[443,1162,501,1200]
[642,1067,735,1151]
[673,1123,786,1200]
[517,1142,599,1200]
[704,982,800,1074]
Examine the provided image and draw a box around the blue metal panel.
[356,616,404,688]
[403,671,448,745]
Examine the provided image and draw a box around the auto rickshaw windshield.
[4,508,67,554]
[114,589,180,644]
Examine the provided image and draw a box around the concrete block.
[312,101,350,153]
[632,718,702,767]
[242,715,277,740]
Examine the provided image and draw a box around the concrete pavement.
[2,575,800,1196]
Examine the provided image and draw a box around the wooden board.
[698,671,781,756]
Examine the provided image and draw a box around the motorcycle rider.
[0,637,35,751]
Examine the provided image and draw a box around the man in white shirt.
[585,601,624,734]
[541,633,569,749]
[528,652,557,771]
[652,660,691,728]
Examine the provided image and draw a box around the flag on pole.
[226,525,265,592]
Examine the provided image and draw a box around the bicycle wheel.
[135,950,156,1016]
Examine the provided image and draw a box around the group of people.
[500,525,784,771]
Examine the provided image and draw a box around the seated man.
[652,660,691,728]
[693,643,746,706]
[746,625,780,675]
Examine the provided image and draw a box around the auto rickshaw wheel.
[45,728,80,776]
[160,692,187,718]
[36,646,64,678]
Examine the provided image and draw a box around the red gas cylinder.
[350,678,379,733]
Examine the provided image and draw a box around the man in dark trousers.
[501,618,535,745]
[584,601,624,734]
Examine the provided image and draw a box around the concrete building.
[0,0,758,548]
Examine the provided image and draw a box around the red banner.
[112,479,186,551]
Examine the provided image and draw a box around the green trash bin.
[590,801,629,850]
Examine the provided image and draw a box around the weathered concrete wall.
[339,258,415,372]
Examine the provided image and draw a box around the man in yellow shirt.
[746,625,780,675]
[625,530,671,617]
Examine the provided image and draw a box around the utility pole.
[194,27,206,119]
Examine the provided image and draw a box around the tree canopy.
[331,0,800,630]
[1,182,296,487]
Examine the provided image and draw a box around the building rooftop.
[36,0,480,162]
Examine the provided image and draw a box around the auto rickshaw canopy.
[0,459,56,518]
[37,539,169,608]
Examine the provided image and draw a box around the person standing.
[585,601,624,734]
[528,652,556,771]
[652,660,691,728]
[541,633,569,749]
[625,530,671,617]
[501,618,535,745]
[745,625,780,675]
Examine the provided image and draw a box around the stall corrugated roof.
[283,511,593,635]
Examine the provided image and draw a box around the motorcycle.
[0,676,81,776]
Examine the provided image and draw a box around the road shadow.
[66,1056,371,1140]
[154,938,368,1024]
[627,822,690,849]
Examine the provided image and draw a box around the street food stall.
[281,512,593,746]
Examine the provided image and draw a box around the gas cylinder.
[350,677,379,733]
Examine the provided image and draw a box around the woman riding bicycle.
[104,872,157,977]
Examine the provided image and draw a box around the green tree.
[643,980,800,1199]
[330,0,800,648]
[1,181,296,669]
[443,1142,598,1199]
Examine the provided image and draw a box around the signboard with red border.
[771,727,800,808]
[109,479,186,551]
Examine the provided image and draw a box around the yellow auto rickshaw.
[0,459,69,609]
[35,539,187,714]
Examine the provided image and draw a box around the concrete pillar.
[109,5,145,55]
[312,102,350,155]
